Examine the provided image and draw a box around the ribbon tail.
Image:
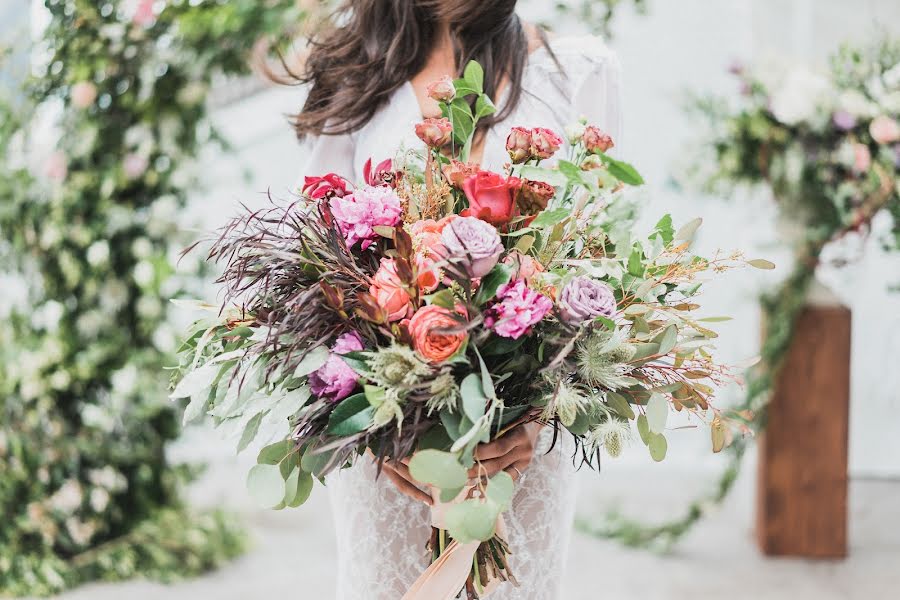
[401,539,481,600]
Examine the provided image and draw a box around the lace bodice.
[297,34,623,600]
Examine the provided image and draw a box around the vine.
[578,36,900,550]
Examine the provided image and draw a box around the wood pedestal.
[756,302,850,559]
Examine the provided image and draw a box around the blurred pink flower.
[853,143,872,173]
[484,280,553,339]
[132,0,157,26]
[329,185,403,250]
[71,82,98,109]
[44,151,68,182]
[123,153,149,179]
[870,115,900,145]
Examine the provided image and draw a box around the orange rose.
[408,305,468,362]
[369,258,412,322]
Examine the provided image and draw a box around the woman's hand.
[470,421,542,482]
[381,457,433,505]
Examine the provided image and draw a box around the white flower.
[65,518,96,546]
[49,370,71,390]
[86,240,110,266]
[111,364,139,395]
[100,279,130,312]
[49,479,83,513]
[133,260,155,286]
[564,122,586,145]
[837,89,878,119]
[131,237,153,258]
[32,301,64,332]
[770,67,832,126]
[76,310,104,338]
[89,488,111,513]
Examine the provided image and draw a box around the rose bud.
[415,117,453,148]
[530,127,563,159]
[583,125,615,154]
[580,155,604,170]
[426,76,456,103]
[442,160,477,188]
[506,126,533,164]
[517,179,556,214]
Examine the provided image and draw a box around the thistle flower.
[366,343,431,388]
[544,381,593,427]
[576,331,636,390]
[587,418,633,458]
[371,388,405,430]
[426,372,461,415]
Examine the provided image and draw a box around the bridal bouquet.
[171,63,756,598]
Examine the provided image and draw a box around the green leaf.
[529,207,570,229]
[675,217,703,242]
[285,468,314,507]
[628,244,645,277]
[452,79,479,97]
[518,165,568,187]
[474,94,496,120]
[445,499,498,543]
[748,258,776,270]
[599,153,644,185]
[645,394,668,434]
[236,410,267,454]
[653,214,675,245]
[300,445,335,478]
[441,409,463,441]
[440,486,465,503]
[460,373,487,423]
[654,324,678,355]
[257,440,293,465]
[293,346,329,378]
[449,98,475,145]
[426,288,457,309]
[636,414,650,445]
[648,432,668,462]
[486,472,515,509]
[246,464,285,508]
[474,264,512,305]
[326,393,374,435]
[606,391,635,419]
[170,363,218,399]
[408,449,468,490]
[464,60,485,93]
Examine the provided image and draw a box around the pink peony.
[308,332,364,402]
[853,143,872,174]
[484,280,553,339]
[71,82,98,109]
[123,153,149,179]
[440,216,503,279]
[329,185,403,250]
[558,276,618,325]
[369,258,413,321]
[870,115,900,145]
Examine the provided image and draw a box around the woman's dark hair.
[283,0,543,140]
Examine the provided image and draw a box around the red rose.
[302,173,352,200]
[461,170,522,225]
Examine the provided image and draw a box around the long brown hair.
[285,0,539,140]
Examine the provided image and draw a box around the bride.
[285,1,621,597]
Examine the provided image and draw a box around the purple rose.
[558,276,618,325]
[440,216,503,279]
[484,280,553,339]
[308,332,364,402]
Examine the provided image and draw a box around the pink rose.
[853,143,872,174]
[484,280,553,339]
[870,115,900,145]
[530,128,563,160]
[426,76,456,102]
[369,258,412,321]
[442,160,478,189]
[71,82,97,109]
[303,173,352,200]
[583,125,615,153]
[502,252,545,284]
[44,151,68,182]
[440,216,503,279]
[506,127,533,164]
[461,170,522,225]
[415,117,453,148]
[558,276,617,325]
[329,185,403,250]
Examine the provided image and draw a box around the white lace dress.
[296,35,623,600]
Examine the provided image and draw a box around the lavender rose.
[440,216,503,279]
[558,276,618,324]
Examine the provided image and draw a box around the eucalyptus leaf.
[645,394,668,434]
[285,468,314,507]
[408,449,468,490]
[486,471,515,510]
[170,363,218,399]
[648,432,668,462]
[675,217,703,242]
[655,324,678,355]
[292,346,329,378]
[236,410,267,454]
[246,464,285,508]
[606,391,635,419]
[460,374,487,423]
[529,207,570,229]
[636,414,650,445]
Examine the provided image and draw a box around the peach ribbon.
[401,488,506,600]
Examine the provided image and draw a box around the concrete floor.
[54,440,900,600]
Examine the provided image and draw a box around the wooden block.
[756,301,850,559]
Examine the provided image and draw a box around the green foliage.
[0,0,308,594]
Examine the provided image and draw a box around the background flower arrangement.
[583,35,900,550]
[0,0,316,595]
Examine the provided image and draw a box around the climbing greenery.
[0,0,312,595]
[578,36,900,550]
